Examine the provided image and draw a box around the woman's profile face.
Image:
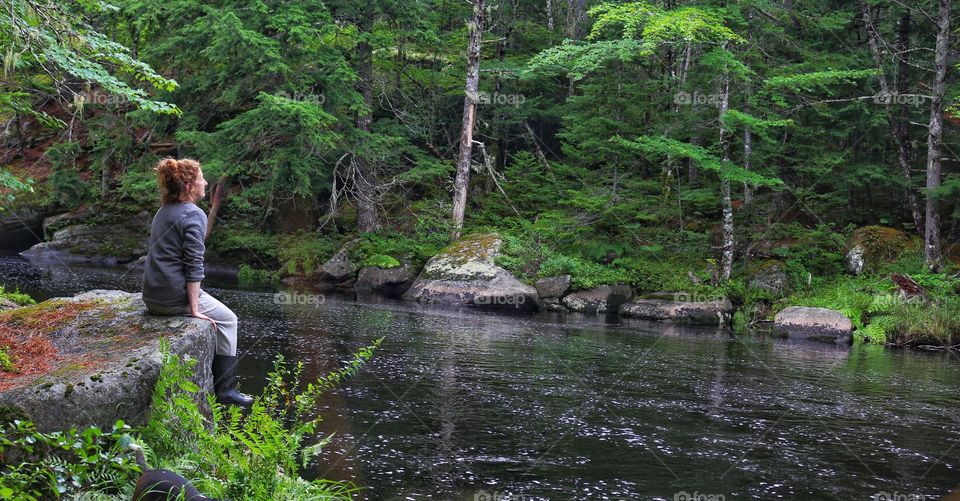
[189,169,208,202]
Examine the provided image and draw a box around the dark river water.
[2,256,960,500]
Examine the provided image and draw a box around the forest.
[2,0,960,497]
[8,0,955,341]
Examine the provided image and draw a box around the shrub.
[139,338,381,499]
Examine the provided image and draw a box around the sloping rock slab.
[21,217,149,267]
[620,298,733,325]
[402,233,541,312]
[561,285,632,314]
[0,290,215,432]
[356,264,418,297]
[774,306,853,344]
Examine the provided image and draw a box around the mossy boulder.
[746,259,791,296]
[844,226,919,275]
[402,233,541,312]
[0,290,215,432]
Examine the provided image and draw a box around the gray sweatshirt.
[142,202,206,306]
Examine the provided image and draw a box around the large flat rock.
[0,290,215,431]
[402,233,541,312]
[620,296,733,325]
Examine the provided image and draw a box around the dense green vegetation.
[0,339,379,500]
[1,0,958,344]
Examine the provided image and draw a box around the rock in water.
[774,306,853,344]
[0,290,215,432]
[535,275,572,312]
[356,264,418,297]
[620,295,733,325]
[561,284,633,314]
[402,233,541,312]
[309,242,359,290]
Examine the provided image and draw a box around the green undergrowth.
[0,286,35,307]
[0,338,382,500]
[779,254,960,345]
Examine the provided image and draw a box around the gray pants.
[144,289,238,356]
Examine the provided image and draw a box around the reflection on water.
[3,256,960,499]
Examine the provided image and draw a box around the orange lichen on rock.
[0,300,98,390]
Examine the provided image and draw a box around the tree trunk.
[924,0,949,271]
[354,17,381,233]
[895,12,924,233]
[688,135,700,184]
[451,0,486,238]
[860,1,924,233]
[546,0,554,30]
[743,125,753,206]
[565,0,585,96]
[718,73,734,281]
[205,181,227,241]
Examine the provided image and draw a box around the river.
[1,255,959,500]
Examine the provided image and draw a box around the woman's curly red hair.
[155,157,201,204]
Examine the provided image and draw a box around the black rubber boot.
[211,355,254,407]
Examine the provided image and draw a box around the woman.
[142,157,253,407]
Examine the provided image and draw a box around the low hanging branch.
[473,139,520,217]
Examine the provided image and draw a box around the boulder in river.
[402,233,541,312]
[561,284,632,314]
[356,263,418,297]
[309,242,359,290]
[0,290,215,432]
[774,306,853,344]
[536,275,571,312]
[620,294,733,325]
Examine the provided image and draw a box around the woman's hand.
[191,309,218,330]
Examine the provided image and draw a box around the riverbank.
[4,203,959,348]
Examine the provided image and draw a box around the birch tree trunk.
[718,73,734,281]
[451,0,485,238]
[924,0,949,271]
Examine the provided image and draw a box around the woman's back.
[142,202,207,306]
